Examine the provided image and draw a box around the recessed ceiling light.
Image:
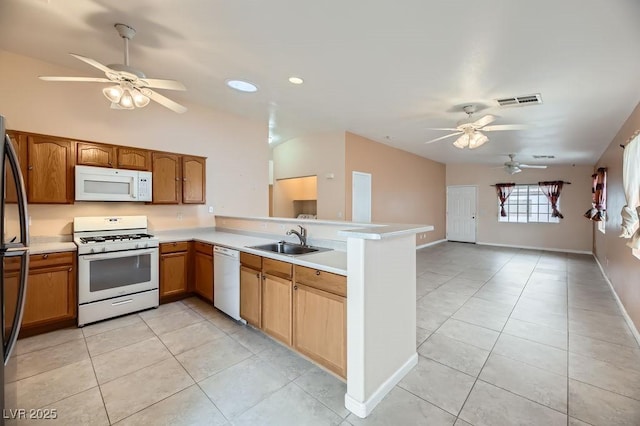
[288,77,304,85]
[226,79,258,93]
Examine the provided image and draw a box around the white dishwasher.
[213,246,241,320]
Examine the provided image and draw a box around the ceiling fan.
[500,154,548,174]
[39,23,187,113]
[425,105,528,149]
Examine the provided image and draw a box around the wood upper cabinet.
[293,266,347,378]
[152,153,181,204]
[27,135,74,204]
[22,252,76,329]
[261,258,293,346]
[193,242,214,303]
[4,131,27,203]
[159,242,189,300]
[76,142,115,167]
[182,156,206,204]
[117,147,151,171]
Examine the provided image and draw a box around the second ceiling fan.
[425,105,528,149]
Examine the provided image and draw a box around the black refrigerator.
[0,115,30,422]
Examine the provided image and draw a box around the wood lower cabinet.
[27,135,74,203]
[262,273,293,345]
[159,242,189,301]
[76,142,115,167]
[294,266,347,378]
[193,242,214,303]
[22,252,76,336]
[240,265,262,328]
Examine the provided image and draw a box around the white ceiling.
[1,0,640,166]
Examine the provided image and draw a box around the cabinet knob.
[28,165,33,170]
[42,254,48,259]
[68,267,72,272]
[294,285,298,290]
[256,273,260,278]
[173,242,177,246]
[175,178,180,181]
[315,270,321,276]
[183,178,187,181]
[262,275,266,280]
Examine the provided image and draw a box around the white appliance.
[74,216,159,326]
[75,165,152,202]
[213,246,241,321]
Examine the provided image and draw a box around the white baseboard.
[593,255,640,347]
[344,353,418,418]
[416,239,446,250]
[475,241,592,255]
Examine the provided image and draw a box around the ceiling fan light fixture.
[469,133,489,149]
[118,90,135,109]
[102,85,123,103]
[132,89,150,108]
[453,134,469,149]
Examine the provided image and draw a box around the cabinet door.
[117,147,151,171]
[23,264,76,326]
[76,142,115,167]
[194,252,214,303]
[182,156,206,204]
[262,274,292,345]
[160,252,188,298]
[4,131,28,203]
[27,135,74,203]
[240,266,262,328]
[294,284,347,378]
[152,153,181,204]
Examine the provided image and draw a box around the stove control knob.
[102,247,106,252]
[90,248,95,254]
[135,244,139,249]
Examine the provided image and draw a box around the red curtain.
[495,183,515,217]
[539,181,565,219]
[584,168,607,221]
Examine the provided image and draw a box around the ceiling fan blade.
[424,132,462,144]
[506,166,522,174]
[69,53,114,75]
[139,78,186,91]
[145,89,187,113]
[519,164,548,169]
[482,124,530,131]
[426,127,459,131]
[39,76,111,83]
[472,114,496,128]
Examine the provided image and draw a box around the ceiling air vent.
[532,155,555,159]
[496,93,543,107]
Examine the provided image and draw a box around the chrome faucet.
[286,225,307,246]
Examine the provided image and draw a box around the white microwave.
[75,165,152,202]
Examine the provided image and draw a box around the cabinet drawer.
[4,256,22,272]
[29,252,75,269]
[263,258,292,280]
[193,241,213,256]
[295,265,346,297]
[160,241,189,254]
[240,252,262,270]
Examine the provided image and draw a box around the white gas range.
[74,216,160,326]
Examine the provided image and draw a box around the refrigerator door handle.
[3,250,28,365]
[5,135,29,246]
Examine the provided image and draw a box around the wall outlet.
[261,223,267,229]
[177,212,183,221]
[208,206,214,214]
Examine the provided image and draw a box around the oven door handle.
[81,248,158,260]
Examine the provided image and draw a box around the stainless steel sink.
[249,242,330,256]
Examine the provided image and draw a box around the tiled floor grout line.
[452,249,544,419]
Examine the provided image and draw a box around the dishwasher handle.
[213,245,240,259]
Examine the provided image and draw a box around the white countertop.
[155,229,347,275]
[29,242,77,255]
[338,224,434,240]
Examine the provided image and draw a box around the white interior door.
[447,186,477,243]
[352,171,372,223]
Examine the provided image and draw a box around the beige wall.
[344,132,446,244]
[1,50,269,236]
[446,163,594,252]
[593,101,640,330]
[272,175,317,218]
[272,132,345,220]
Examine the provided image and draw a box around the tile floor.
[6,242,640,425]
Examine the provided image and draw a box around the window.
[498,184,559,223]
